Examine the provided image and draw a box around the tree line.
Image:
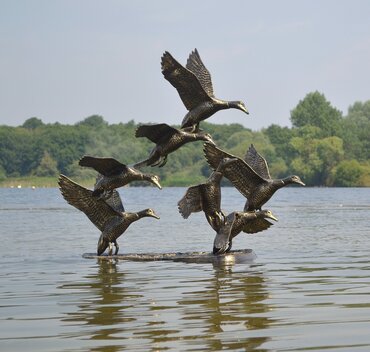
[0,91,369,187]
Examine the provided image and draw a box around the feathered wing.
[58,175,121,231]
[244,144,271,180]
[104,189,125,213]
[177,185,203,218]
[135,123,178,145]
[79,156,128,176]
[203,143,265,199]
[186,49,214,97]
[242,218,274,234]
[161,51,213,111]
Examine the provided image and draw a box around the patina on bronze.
[78,156,162,197]
[178,157,237,231]
[204,143,305,211]
[58,174,159,256]
[134,123,215,168]
[161,49,249,132]
[213,209,278,255]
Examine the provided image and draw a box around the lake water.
[0,186,370,351]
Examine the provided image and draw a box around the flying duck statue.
[58,174,160,256]
[161,49,249,132]
[204,143,305,211]
[134,123,215,168]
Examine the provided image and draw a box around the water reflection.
[59,259,274,351]
[59,259,141,343]
[177,262,273,351]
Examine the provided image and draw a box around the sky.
[1,0,370,130]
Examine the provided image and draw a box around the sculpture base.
[82,249,256,264]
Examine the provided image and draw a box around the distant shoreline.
[0,176,202,188]
[0,176,368,189]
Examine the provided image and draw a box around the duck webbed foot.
[158,156,168,167]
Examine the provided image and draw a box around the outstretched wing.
[242,218,274,234]
[244,144,271,180]
[103,189,125,213]
[58,174,120,231]
[177,185,203,219]
[186,49,214,97]
[135,123,178,145]
[203,143,265,199]
[161,51,212,111]
[79,156,128,176]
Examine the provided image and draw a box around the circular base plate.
[82,249,256,264]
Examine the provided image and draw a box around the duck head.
[229,101,249,114]
[259,209,278,222]
[149,174,162,190]
[284,175,305,186]
[142,208,160,219]
[197,131,215,145]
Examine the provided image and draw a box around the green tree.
[0,165,6,181]
[339,100,370,161]
[316,136,344,185]
[34,151,59,177]
[76,115,108,128]
[22,117,44,129]
[290,91,342,136]
[333,160,362,187]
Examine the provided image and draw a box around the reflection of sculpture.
[204,143,305,211]
[60,260,140,345]
[78,156,162,196]
[134,123,215,168]
[178,157,236,231]
[176,262,273,350]
[58,175,159,255]
[213,210,278,254]
[161,49,249,132]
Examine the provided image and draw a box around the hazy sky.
[1,0,370,130]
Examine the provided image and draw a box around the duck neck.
[125,212,141,223]
[227,101,240,109]
[141,173,151,182]
[208,170,223,184]
[281,177,294,186]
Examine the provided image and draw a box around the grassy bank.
[0,176,96,188]
[0,175,204,188]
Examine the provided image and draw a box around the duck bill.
[296,180,306,186]
[269,214,278,222]
[153,179,162,190]
[150,212,160,219]
[240,105,249,114]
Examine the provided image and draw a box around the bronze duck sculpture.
[161,49,249,131]
[178,157,237,231]
[134,123,215,168]
[213,209,278,254]
[78,156,162,197]
[58,174,160,256]
[204,143,305,211]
